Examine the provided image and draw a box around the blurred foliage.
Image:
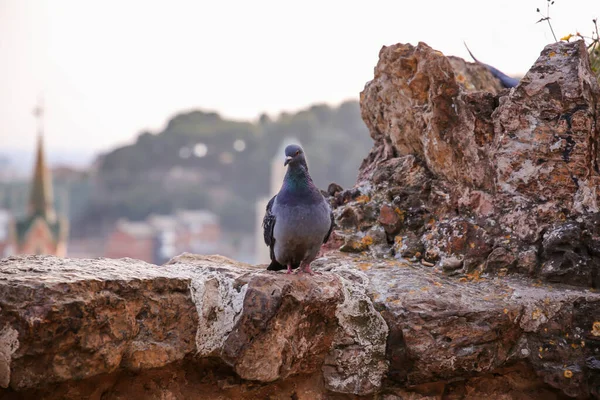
[77,100,372,234]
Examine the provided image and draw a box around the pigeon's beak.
[284,156,292,166]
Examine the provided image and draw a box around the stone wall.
[0,254,599,399]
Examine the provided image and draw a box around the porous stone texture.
[1,254,598,399]
[331,39,600,289]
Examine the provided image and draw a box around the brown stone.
[352,39,600,288]
[493,41,600,212]
[360,42,497,190]
[484,247,517,273]
[378,204,403,235]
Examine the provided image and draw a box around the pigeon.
[262,144,334,274]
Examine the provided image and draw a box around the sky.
[0,0,598,161]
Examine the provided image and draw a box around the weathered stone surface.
[356,255,600,398]
[0,256,199,390]
[336,39,600,288]
[493,41,600,210]
[0,254,389,398]
[360,41,497,189]
[322,266,388,395]
[392,232,424,260]
[485,247,517,274]
[379,204,403,235]
[1,254,599,399]
[447,56,505,94]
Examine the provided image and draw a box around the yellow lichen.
[465,269,482,282]
[532,308,542,320]
[394,207,405,222]
[564,370,573,379]
[361,236,373,246]
[355,195,370,204]
[592,321,600,337]
[357,262,372,271]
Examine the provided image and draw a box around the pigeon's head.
[284,144,306,167]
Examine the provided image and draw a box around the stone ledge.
[0,253,599,399]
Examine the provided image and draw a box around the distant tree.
[75,101,372,234]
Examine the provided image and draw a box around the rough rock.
[0,254,389,399]
[335,39,600,288]
[1,254,599,399]
[378,204,404,235]
[360,41,498,189]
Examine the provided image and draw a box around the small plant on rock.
[536,0,600,83]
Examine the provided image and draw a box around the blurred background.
[0,0,597,264]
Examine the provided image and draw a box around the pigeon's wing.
[323,207,335,244]
[263,195,286,270]
[262,195,277,248]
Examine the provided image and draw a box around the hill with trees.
[76,100,372,235]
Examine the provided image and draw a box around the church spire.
[28,98,56,221]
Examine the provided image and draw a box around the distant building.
[0,209,14,257]
[104,209,221,264]
[12,102,69,256]
[104,219,156,262]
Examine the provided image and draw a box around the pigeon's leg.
[299,261,320,275]
[286,264,293,274]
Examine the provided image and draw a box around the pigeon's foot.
[286,264,293,274]
[299,263,320,275]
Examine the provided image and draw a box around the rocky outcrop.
[0,254,599,399]
[3,39,600,399]
[333,39,600,289]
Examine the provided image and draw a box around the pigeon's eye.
[295,150,300,156]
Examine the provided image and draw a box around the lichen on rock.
[322,265,389,395]
[332,39,600,290]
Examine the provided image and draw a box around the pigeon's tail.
[266,260,285,271]
[463,41,519,89]
[463,41,480,63]
[266,260,300,271]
